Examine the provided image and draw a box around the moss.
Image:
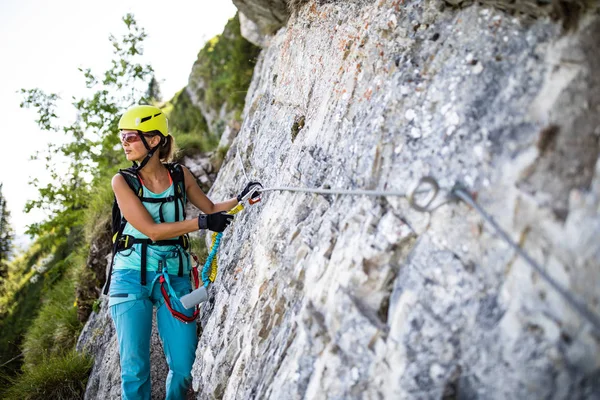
[216,145,230,165]
[172,131,220,160]
[190,13,261,124]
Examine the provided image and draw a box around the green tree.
[0,183,13,282]
[19,13,154,249]
[144,75,162,104]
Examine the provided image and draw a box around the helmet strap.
[138,132,152,152]
[133,134,164,172]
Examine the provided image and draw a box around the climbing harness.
[155,261,201,323]
[103,163,188,295]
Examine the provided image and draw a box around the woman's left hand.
[237,181,263,202]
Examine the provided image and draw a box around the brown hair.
[158,134,174,162]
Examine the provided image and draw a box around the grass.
[21,267,82,368]
[82,176,115,243]
[163,88,209,135]
[0,234,91,398]
[0,350,93,400]
[0,245,48,376]
[162,86,220,159]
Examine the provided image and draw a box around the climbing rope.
[200,203,245,287]
[205,154,600,333]
[258,186,414,197]
[452,187,600,333]
[254,179,600,333]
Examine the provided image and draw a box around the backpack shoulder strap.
[112,168,142,239]
[118,167,143,198]
[166,162,186,203]
[165,162,187,219]
[105,168,142,296]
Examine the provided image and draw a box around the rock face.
[232,0,290,35]
[239,12,271,47]
[182,153,221,193]
[189,1,600,399]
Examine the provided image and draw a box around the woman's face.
[120,130,160,162]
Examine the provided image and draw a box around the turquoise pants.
[109,268,197,400]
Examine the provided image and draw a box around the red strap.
[160,282,198,323]
[191,267,200,289]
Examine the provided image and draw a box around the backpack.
[102,163,189,295]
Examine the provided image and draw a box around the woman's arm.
[112,174,199,241]
[182,166,238,213]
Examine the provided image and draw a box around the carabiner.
[242,183,262,204]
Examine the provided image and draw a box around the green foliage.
[0,236,87,376]
[144,75,162,104]
[22,268,82,368]
[173,131,220,160]
[19,13,154,243]
[164,88,208,136]
[81,169,122,243]
[1,13,154,393]
[216,145,230,165]
[188,235,208,264]
[162,88,217,159]
[0,245,48,375]
[0,350,92,400]
[191,13,260,121]
[0,183,13,283]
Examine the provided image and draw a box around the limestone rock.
[189,1,600,399]
[182,153,219,194]
[187,16,260,137]
[79,1,600,398]
[239,12,270,47]
[232,0,290,35]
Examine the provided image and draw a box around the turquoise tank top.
[113,177,190,274]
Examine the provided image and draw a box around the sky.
[0,0,238,244]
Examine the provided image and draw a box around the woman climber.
[105,104,260,399]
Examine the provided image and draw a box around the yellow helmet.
[118,105,169,136]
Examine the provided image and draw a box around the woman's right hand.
[198,212,234,232]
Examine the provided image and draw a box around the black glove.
[197,212,234,232]
[237,181,263,202]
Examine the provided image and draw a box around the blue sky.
[0,0,237,242]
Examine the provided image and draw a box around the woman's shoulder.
[112,170,142,192]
